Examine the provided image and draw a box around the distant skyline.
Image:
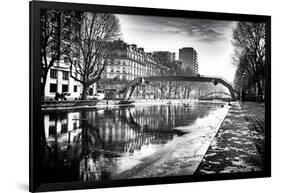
[116,14,237,83]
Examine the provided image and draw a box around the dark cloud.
[118,15,236,43]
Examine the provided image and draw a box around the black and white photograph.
[29,1,270,191]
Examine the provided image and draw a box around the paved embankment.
[195,102,264,175]
[41,99,228,111]
[41,99,194,111]
[240,102,265,165]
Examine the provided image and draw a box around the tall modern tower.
[179,47,198,76]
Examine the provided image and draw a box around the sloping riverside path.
[195,102,264,175]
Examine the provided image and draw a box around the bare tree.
[153,62,170,99]
[183,82,193,99]
[66,12,121,99]
[173,60,194,99]
[192,82,212,98]
[232,22,265,95]
[40,10,67,98]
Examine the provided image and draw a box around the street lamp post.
[240,72,246,102]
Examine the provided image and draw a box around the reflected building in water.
[44,112,81,143]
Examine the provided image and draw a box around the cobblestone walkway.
[240,102,265,165]
[195,102,264,175]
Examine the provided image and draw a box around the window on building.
[50,83,57,93]
[123,67,126,73]
[61,123,68,133]
[73,85,77,92]
[62,71,69,80]
[89,88,93,95]
[73,122,77,130]
[123,61,126,66]
[62,84,68,92]
[50,69,57,79]
[64,57,69,64]
[49,125,56,136]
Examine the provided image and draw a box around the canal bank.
[194,102,264,175]
[41,99,228,111]
[40,99,185,111]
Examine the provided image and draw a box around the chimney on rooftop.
[138,47,144,53]
[131,44,137,50]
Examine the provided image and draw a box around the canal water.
[41,101,227,183]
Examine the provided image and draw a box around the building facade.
[98,40,171,99]
[179,47,199,76]
[43,59,96,100]
[43,39,172,100]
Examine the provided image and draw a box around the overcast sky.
[116,14,238,83]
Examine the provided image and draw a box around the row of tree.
[165,82,228,99]
[133,81,228,100]
[232,22,266,96]
[40,9,121,99]
[152,50,226,99]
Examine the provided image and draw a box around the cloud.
[116,14,238,82]
[117,14,236,43]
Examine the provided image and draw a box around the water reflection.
[41,102,222,183]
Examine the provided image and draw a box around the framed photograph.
[30,0,271,192]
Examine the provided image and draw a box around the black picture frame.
[30,1,271,192]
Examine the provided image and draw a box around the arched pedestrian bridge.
[199,92,232,100]
[122,76,239,101]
